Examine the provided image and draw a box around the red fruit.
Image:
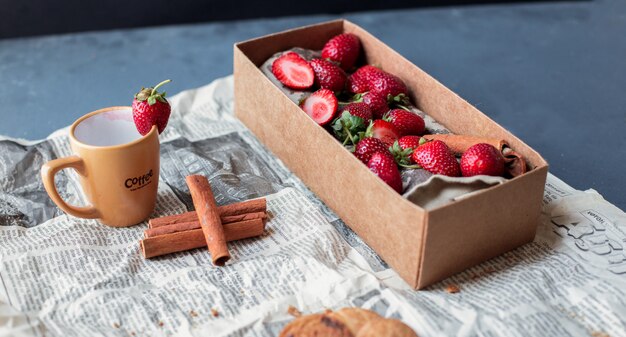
[367,152,403,193]
[412,140,461,177]
[361,92,389,119]
[339,102,372,122]
[132,79,172,136]
[369,71,408,98]
[385,109,425,136]
[357,65,384,80]
[460,143,505,177]
[346,72,370,94]
[354,137,388,164]
[321,33,361,71]
[300,89,338,125]
[369,120,400,147]
[272,52,314,89]
[309,58,347,92]
[346,65,383,93]
[398,135,422,150]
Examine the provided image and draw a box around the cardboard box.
[233,19,548,289]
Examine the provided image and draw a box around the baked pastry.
[279,307,418,337]
[326,308,382,335]
[278,313,352,337]
[356,318,418,337]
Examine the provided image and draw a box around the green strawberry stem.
[151,79,172,96]
[342,124,356,146]
[396,104,411,111]
[399,163,422,169]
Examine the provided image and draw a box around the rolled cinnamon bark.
[141,218,265,259]
[148,198,267,228]
[422,134,508,154]
[186,175,230,266]
[144,211,267,238]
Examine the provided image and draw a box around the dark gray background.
[0,1,624,210]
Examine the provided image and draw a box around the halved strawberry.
[384,109,425,136]
[367,120,400,147]
[272,52,314,89]
[300,89,338,125]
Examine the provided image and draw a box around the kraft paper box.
[233,19,548,289]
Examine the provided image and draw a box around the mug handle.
[41,156,100,219]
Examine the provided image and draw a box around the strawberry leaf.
[389,141,414,166]
[147,96,157,105]
[332,111,367,145]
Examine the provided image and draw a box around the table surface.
[0,1,624,210]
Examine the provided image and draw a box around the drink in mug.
[41,106,159,227]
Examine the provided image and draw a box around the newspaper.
[1,76,625,337]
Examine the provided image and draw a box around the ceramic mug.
[41,106,160,227]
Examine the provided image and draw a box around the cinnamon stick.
[140,218,265,259]
[149,198,267,228]
[144,211,267,238]
[186,175,230,266]
[422,134,508,154]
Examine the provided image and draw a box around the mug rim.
[69,106,158,150]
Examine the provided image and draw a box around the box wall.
[236,20,343,66]
[417,165,548,288]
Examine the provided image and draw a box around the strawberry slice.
[367,120,400,147]
[272,52,314,89]
[300,89,338,125]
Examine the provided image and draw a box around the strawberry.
[346,72,370,94]
[384,109,425,136]
[460,143,505,177]
[309,58,347,92]
[272,52,314,89]
[346,65,382,93]
[340,102,372,122]
[354,137,388,164]
[331,105,369,146]
[360,92,389,119]
[366,120,400,147]
[357,65,384,80]
[321,33,361,71]
[389,136,423,167]
[367,152,402,193]
[300,88,338,125]
[412,140,461,177]
[369,71,408,98]
[132,79,172,136]
[398,135,423,150]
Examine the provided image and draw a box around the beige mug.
[41,106,160,227]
